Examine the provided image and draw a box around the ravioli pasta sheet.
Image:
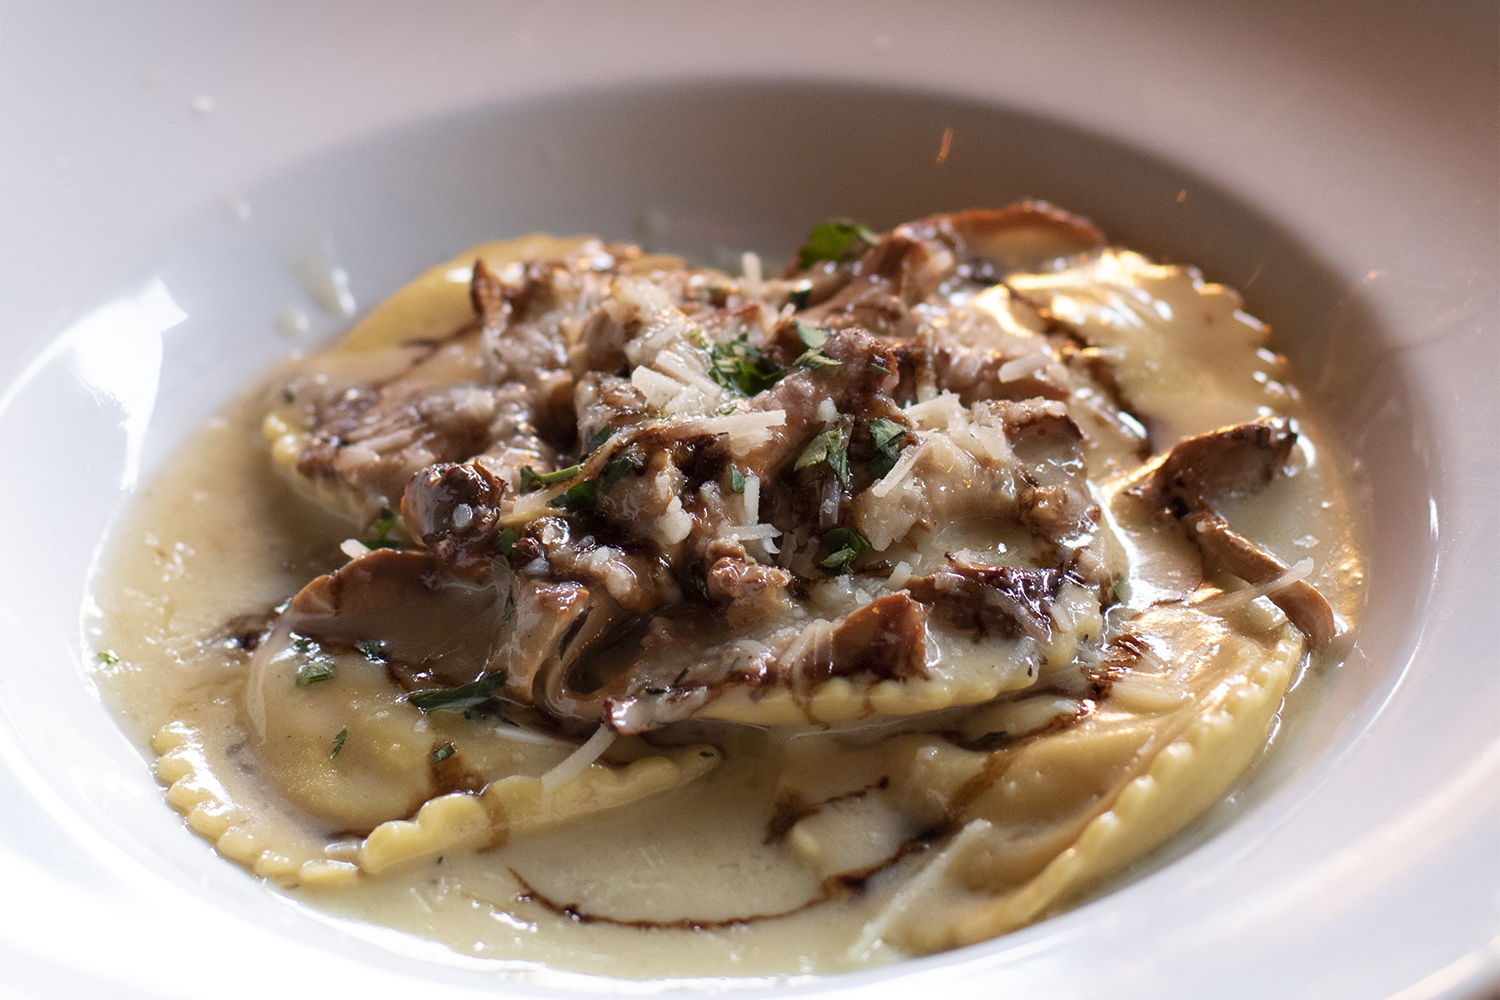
[93,204,1363,977]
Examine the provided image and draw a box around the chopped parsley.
[869,360,891,374]
[430,742,455,763]
[494,526,521,555]
[363,507,402,549]
[281,388,295,404]
[330,728,347,759]
[291,635,337,688]
[729,465,747,494]
[503,588,515,623]
[787,283,812,310]
[820,527,871,576]
[550,480,597,512]
[795,320,827,349]
[794,348,841,371]
[796,219,882,269]
[407,672,506,713]
[94,650,120,667]
[795,426,849,487]
[867,417,910,478]
[600,450,644,494]
[520,464,582,493]
[709,335,785,397]
[581,425,614,458]
[354,639,386,662]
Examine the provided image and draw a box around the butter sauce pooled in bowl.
[93,203,1363,976]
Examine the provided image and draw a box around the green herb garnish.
[796,219,882,269]
[330,728,347,759]
[795,426,849,487]
[360,507,402,549]
[600,450,644,494]
[407,672,506,713]
[867,417,910,478]
[503,589,515,623]
[95,650,120,667]
[869,360,891,374]
[494,526,521,555]
[291,636,338,688]
[430,742,455,763]
[788,284,811,309]
[520,464,582,493]
[281,388,295,404]
[729,465,747,494]
[820,527,871,576]
[550,480,597,512]
[795,348,842,370]
[795,320,827,349]
[581,426,614,458]
[709,335,785,397]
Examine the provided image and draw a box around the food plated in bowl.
[91,203,1363,975]
[1,3,1494,994]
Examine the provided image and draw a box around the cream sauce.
[87,228,1367,979]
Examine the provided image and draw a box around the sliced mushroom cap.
[1123,418,1336,647]
[894,202,1106,277]
[286,549,498,686]
[1127,416,1297,518]
[401,460,507,582]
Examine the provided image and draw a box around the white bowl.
[1,3,1494,998]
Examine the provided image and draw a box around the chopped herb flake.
[292,636,337,688]
[520,464,582,493]
[709,336,785,397]
[795,320,828,349]
[600,450,644,494]
[373,507,397,541]
[820,527,872,576]
[581,426,614,458]
[281,388,295,404]
[494,526,521,555]
[330,728,347,759]
[729,465,747,494]
[869,360,891,374]
[408,672,506,713]
[430,742,455,763]
[94,650,120,667]
[354,639,386,662]
[550,480,597,512]
[503,588,515,623]
[796,219,882,269]
[788,284,812,310]
[794,348,842,371]
[1113,579,1128,604]
[795,426,849,487]
[868,417,910,478]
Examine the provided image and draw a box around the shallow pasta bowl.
[0,2,1495,998]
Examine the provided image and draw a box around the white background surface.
[0,3,1495,998]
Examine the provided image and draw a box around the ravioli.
[92,204,1364,977]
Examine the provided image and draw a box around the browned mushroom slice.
[1123,418,1337,646]
[1127,416,1296,518]
[1182,512,1337,647]
[286,549,498,686]
[828,592,929,681]
[401,460,508,583]
[894,202,1106,279]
